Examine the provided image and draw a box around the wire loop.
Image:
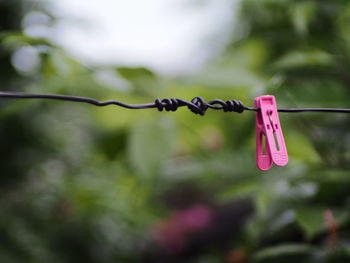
[189,97,208,115]
[207,99,245,113]
[225,100,245,113]
[155,98,180,112]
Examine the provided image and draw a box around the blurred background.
[1,0,350,262]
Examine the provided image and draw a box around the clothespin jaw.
[255,95,288,171]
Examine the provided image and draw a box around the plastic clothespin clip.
[255,95,288,171]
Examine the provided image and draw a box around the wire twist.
[154,97,246,115]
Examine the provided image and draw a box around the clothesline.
[1,91,350,115]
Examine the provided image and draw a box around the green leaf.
[116,66,156,81]
[114,66,158,95]
[128,116,177,176]
[289,2,316,36]
[252,244,315,263]
[0,32,53,50]
[285,131,320,163]
[181,68,265,88]
[295,207,348,239]
[273,50,334,70]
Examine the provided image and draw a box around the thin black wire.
[1,91,350,115]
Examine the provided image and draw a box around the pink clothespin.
[255,95,288,171]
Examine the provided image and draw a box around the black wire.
[1,91,350,115]
[277,108,350,113]
[0,92,156,109]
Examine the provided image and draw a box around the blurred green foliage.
[1,0,350,262]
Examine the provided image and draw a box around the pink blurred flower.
[152,204,213,254]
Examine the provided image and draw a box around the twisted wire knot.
[155,97,245,115]
[155,98,180,112]
[189,97,208,115]
[223,100,244,113]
